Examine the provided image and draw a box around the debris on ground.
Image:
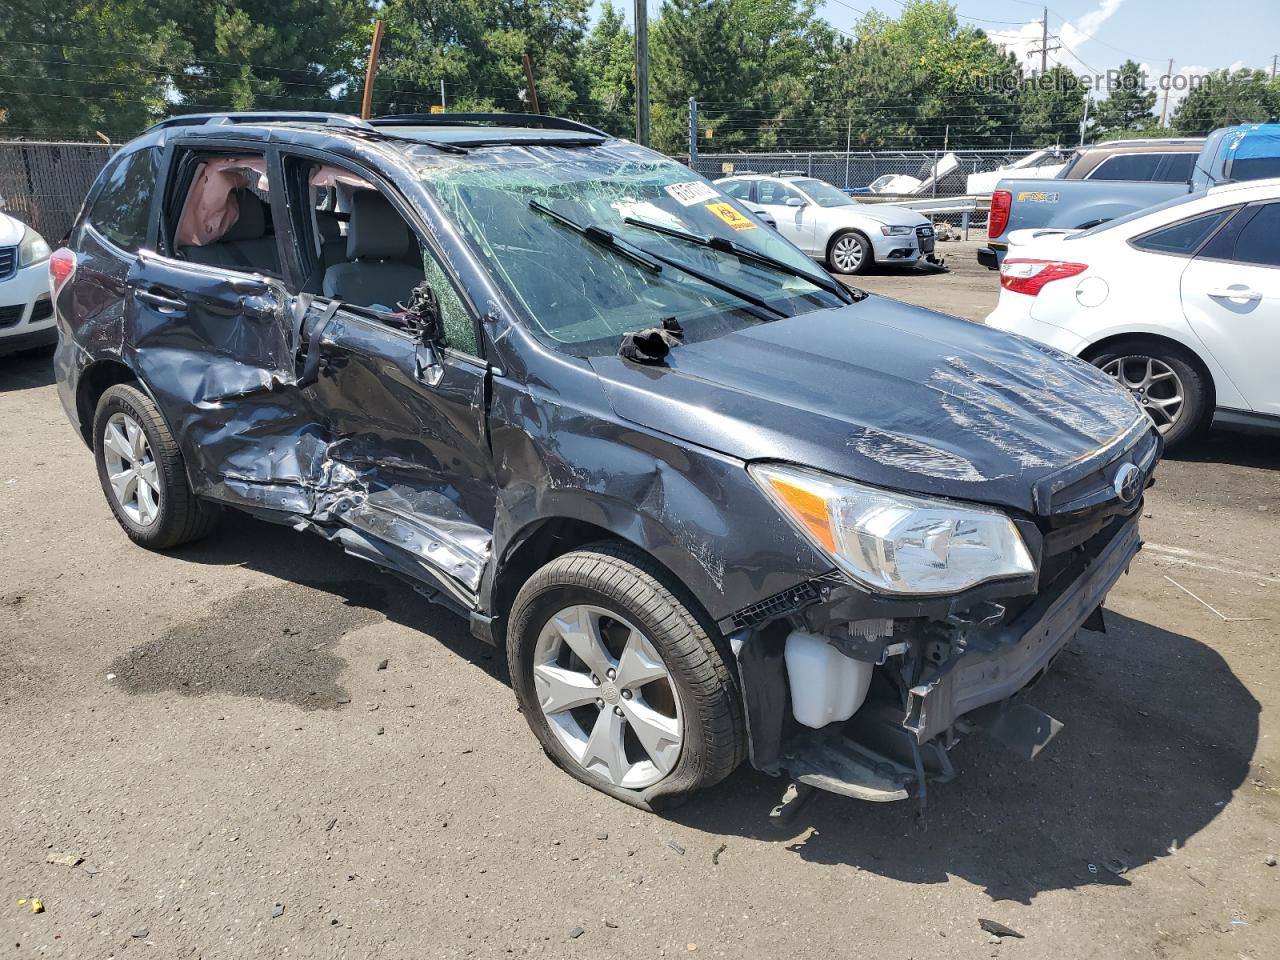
[1264,854,1277,867]
[667,841,685,855]
[131,928,148,939]
[568,926,585,939]
[19,898,45,914]
[603,919,619,929]
[271,901,285,918]
[45,853,83,867]
[596,832,608,840]
[978,919,1024,939]
[325,818,337,832]
[1163,575,1269,622]
[1104,857,1129,875]
[712,843,726,865]
[376,658,389,671]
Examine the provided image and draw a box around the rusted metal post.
[360,19,385,120]
[522,53,541,115]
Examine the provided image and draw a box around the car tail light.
[999,258,1088,296]
[49,248,76,298]
[989,190,1011,239]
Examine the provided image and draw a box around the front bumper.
[734,510,1143,803]
[870,233,923,263]
[0,261,55,356]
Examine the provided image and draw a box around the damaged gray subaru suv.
[52,112,1159,811]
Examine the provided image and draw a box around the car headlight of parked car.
[879,225,914,237]
[18,227,51,267]
[750,463,1035,596]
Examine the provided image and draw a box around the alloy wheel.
[101,412,162,526]
[831,235,865,272]
[1099,355,1184,435]
[533,604,683,789]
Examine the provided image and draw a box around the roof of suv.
[143,111,613,150]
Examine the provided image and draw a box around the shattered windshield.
[405,142,845,356]
[794,178,856,207]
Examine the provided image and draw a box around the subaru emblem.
[1113,463,1143,504]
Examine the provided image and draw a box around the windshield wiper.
[623,217,853,303]
[529,200,662,273]
[530,201,787,320]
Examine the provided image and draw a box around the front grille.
[916,225,934,239]
[0,247,15,280]
[0,304,23,329]
[30,296,52,323]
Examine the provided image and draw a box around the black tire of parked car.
[826,229,873,275]
[93,383,219,549]
[507,542,747,811]
[1087,339,1211,452]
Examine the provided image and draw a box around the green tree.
[159,0,372,115]
[1017,65,1086,146]
[376,0,593,118]
[650,0,835,154]
[1090,60,1156,135]
[0,0,191,140]
[1172,68,1280,134]
[581,2,633,136]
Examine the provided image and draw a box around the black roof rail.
[371,112,609,138]
[144,112,374,134]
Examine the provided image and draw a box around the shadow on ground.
[107,510,502,709]
[672,612,1260,904]
[105,510,1259,905]
[0,346,56,392]
[1170,429,1280,471]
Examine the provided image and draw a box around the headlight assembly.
[18,227,51,267]
[879,225,913,237]
[750,463,1035,596]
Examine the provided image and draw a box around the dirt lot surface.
[2,241,1277,958]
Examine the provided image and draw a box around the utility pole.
[440,78,447,111]
[844,115,852,190]
[1272,54,1278,79]
[521,53,541,114]
[1159,58,1174,127]
[634,0,651,145]
[360,19,385,120]
[687,98,698,166]
[1080,91,1090,145]
[1027,7,1060,75]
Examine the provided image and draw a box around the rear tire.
[507,542,746,810]
[93,383,218,549]
[1087,339,1210,451]
[827,230,872,275]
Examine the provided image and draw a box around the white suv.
[0,211,55,357]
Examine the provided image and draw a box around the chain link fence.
[0,142,116,242]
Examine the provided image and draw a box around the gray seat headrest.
[223,190,267,241]
[347,191,410,260]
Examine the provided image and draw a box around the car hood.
[588,296,1145,514]
[0,212,26,247]
[846,203,929,228]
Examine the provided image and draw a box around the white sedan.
[985,178,1280,449]
[715,174,935,275]
[0,211,55,357]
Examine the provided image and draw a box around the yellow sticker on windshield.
[705,202,756,231]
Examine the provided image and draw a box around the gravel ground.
[1,241,1277,958]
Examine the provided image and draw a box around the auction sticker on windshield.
[705,201,756,231]
[665,181,719,206]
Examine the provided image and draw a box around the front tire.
[827,230,872,275]
[93,383,218,549]
[507,542,746,810]
[1087,340,1210,451]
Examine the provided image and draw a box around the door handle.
[134,288,187,313]
[1206,286,1261,302]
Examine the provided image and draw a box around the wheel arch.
[485,512,723,652]
[75,358,140,446]
[1080,331,1218,411]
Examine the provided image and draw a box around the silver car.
[715,174,935,275]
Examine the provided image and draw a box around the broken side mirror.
[403,281,443,345]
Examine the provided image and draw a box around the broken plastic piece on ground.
[978,918,1023,939]
[983,702,1064,761]
[29,897,45,914]
[618,317,684,364]
[46,853,84,867]
[768,781,818,829]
